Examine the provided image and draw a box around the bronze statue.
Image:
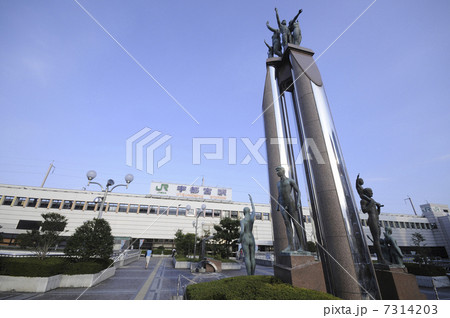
[288,9,303,45]
[240,194,256,275]
[266,21,282,57]
[264,40,274,58]
[276,166,303,252]
[275,8,290,50]
[383,227,404,266]
[356,174,386,263]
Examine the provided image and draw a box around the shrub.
[174,230,196,256]
[64,218,114,261]
[0,257,66,277]
[208,255,236,263]
[404,263,447,276]
[63,259,111,275]
[0,257,111,277]
[175,256,200,262]
[185,275,340,300]
[306,241,317,252]
[213,217,240,258]
[16,212,67,259]
[154,246,172,255]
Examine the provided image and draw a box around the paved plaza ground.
[0,256,448,300]
[0,256,274,300]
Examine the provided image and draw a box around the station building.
[0,183,449,259]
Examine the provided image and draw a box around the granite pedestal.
[273,252,326,292]
[374,264,427,300]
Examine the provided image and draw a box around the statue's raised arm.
[274,8,290,50]
[275,8,281,28]
[356,174,364,199]
[249,194,256,217]
[289,9,303,27]
[266,21,282,57]
[266,21,277,33]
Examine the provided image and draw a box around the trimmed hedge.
[175,256,200,262]
[0,257,111,277]
[404,263,447,276]
[142,249,172,255]
[185,275,340,300]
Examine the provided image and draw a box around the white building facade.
[0,184,448,258]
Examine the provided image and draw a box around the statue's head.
[275,166,285,177]
[282,20,287,25]
[363,188,373,197]
[243,207,250,215]
[385,226,392,234]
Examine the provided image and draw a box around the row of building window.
[360,218,432,230]
[0,195,271,221]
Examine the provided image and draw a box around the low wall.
[173,258,190,269]
[256,259,273,266]
[172,258,240,270]
[59,267,116,288]
[0,251,140,293]
[255,252,274,267]
[113,250,141,267]
[0,274,62,293]
[0,267,116,292]
[221,262,241,270]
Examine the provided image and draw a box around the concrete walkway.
[0,256,274,300]
[2,257,447,300]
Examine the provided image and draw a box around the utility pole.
[404,195,418,215]
[40,161,54,187]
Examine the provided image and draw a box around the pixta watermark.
[126,128,324,175]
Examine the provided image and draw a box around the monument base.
[374,264,427,300]
[273,253,326,292]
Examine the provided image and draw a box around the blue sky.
[0,0,449,215]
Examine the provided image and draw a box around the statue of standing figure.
[264,40,274,58]
[240,194,256,275]
[265,8,303,55]
[356,174,386,264]
[383,227,404,266]
[276,166,304,252]
[266,21,282,57]
[275,8,290,51]
[288,9,303,45]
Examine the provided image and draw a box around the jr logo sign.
[156,184,169,192]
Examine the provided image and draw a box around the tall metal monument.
[263,11,381,300]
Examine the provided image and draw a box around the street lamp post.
[193,204,206,260]
[86,170,134,219]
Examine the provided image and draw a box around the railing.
[112,249,141,267]
[255,252,274,261]
[176,274,198,299]
[0,250,66,258]
[0,249,141,261]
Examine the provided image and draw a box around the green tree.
[64,218,114,261]
[306,241,317,253]
[17,212,68,260]
[174,229,196,256]
[213,217,240,258]
[411,232,428,265]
